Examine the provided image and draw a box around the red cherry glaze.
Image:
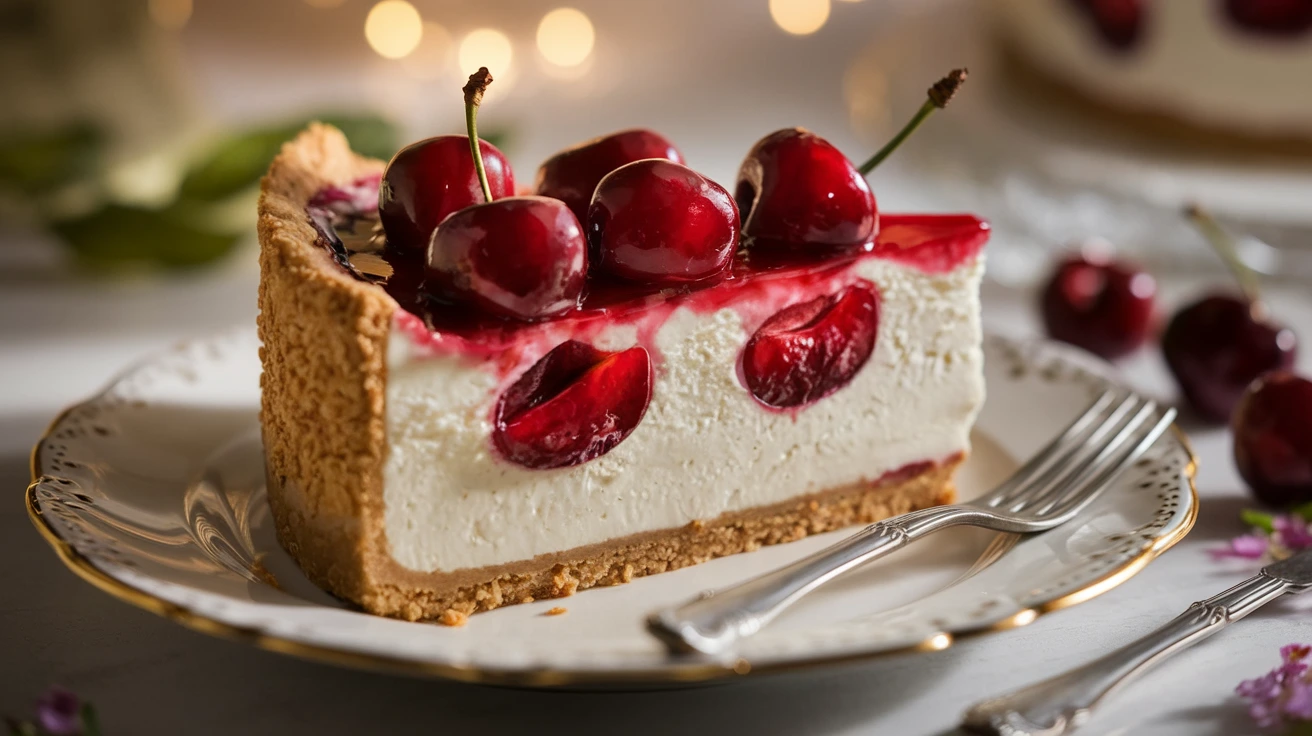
[588,159,738,285]
[1224,0,1312,36]
[493,341,653,469]
[379,135,514,251]
[1233,372,1312,507]
[535,129,684,225]
[741,282,880,409]
[427,195,587,321]
[1040,252,1157,360]
[1162,294,1298,422]
[736,128,877,252]
[1070,0,1145,50]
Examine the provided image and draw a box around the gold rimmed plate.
[26,331,1196,687]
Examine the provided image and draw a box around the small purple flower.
[1238,645,1312,731]
[1211,533,1271,560]
[35,687,81,735]
[1275,516,1312,552]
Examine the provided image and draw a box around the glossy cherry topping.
[588,159,738,285]
[1224,0,1312,36]
[741,283,880,409]
[736,128,877,252]
[427,195,587,321]
[379,134,514,251]
[493,341,653,469]
[1040,250,1157,360]
[1233,372,1312,507]
[536,129,684,225]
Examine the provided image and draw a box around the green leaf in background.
[51,202,242,269]
[177,114,400,203]
[0,121,104,196]
[1241,508,1277,533]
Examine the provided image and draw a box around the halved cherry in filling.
[493,341,653,469]
[741,283,880,409]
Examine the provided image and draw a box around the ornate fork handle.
[647,505,986,655]
[961,573,1292,736]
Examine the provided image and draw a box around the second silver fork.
[647,389,1177,656]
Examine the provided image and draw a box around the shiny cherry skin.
[426,196,586,321]
[736,128,877,252]
[379,135,514,251]
[1224,0,1312,35]
[1039,252,1157,360]
[1233,372,1312,507]
[588,159,738,285]
[535,129,684,225]
[494,341,653,469]
[1069,0,1145,50]
[1162,294,1298,422]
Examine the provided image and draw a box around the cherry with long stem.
[857,68,968,175]
[463,67,495,203]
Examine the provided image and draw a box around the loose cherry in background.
[1069,0,1146,50]
[379,127,513,252]
[1223,0,1312,36]
[493,340,653,469]
[1233,372,1312,507]
[588,159,738,285]
[426,68,587,321]
[1039,243,1157,360]
[1162,205,1297,422]
[536,129,684,225]
[736,69,967,255]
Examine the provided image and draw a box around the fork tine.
[989,391,1140,509]
[1002,394,1151,513]
[982,389,1123,507]
[1041,406,1177,518]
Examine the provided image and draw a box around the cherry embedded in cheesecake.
[536,129,684,225]
[742,282,880,409]
[379,135,514,251]
[494,341,653,469]
[736,69,966,254]
[1223,0,1312,36]
[588,159,738,285]
[1069,0,1145,50]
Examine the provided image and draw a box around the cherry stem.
[857,68,967,176]
[462,67,495,203]
[1184,203,1263,308]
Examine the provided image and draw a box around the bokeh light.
[459,28,514,77]
[401,22,455,80]
[536,8,595,68]
[303,0,347,7]
[148,0,192,29]
[365,1,424,60]
[769,0,831,35]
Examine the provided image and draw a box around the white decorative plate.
[27,330,1196,687]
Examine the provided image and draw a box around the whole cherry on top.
[1233,371,1312,508]
[425,68,588,321]
[1223,0,1312,36]
[735,68,967,255]
[1163,205,1298,423]
[1039,243,1157,361]
[536,129,684,225]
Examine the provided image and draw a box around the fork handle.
[647,504,983,655]
[961,572,1291,736]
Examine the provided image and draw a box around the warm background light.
[148,0,193,29]
[769,0,831,35]
[303,0,347,7]
[459,28,514,76]
[365,0,424,60]
[401,22,454,80]
[536,8,595,68]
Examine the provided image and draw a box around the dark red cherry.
[1223,0,1312,36]
[742,283,880,409]
[427,196,587,321]
[379,135,514,251]
[1070,0,1145,50]
[536,129,684,225]
[1163,294,1298,422]
[736,128,877,252]
[1233,372,1312,507]
[1040,250,1157,360]
[587,159,738,285]
[494,341,653,469]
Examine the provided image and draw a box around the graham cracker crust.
[257,125,965,624]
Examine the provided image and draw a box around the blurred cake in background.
[994,0,1312,151]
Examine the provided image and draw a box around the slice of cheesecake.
[258,125,987,622]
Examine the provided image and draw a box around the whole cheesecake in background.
[995,0,1312,147]
[256,121,987,623]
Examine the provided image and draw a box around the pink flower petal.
[1212,534,1271,560]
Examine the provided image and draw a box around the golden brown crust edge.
[257,124,392,607]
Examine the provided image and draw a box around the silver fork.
[647,389,1178,656]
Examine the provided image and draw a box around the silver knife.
[962,548,1312,736]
